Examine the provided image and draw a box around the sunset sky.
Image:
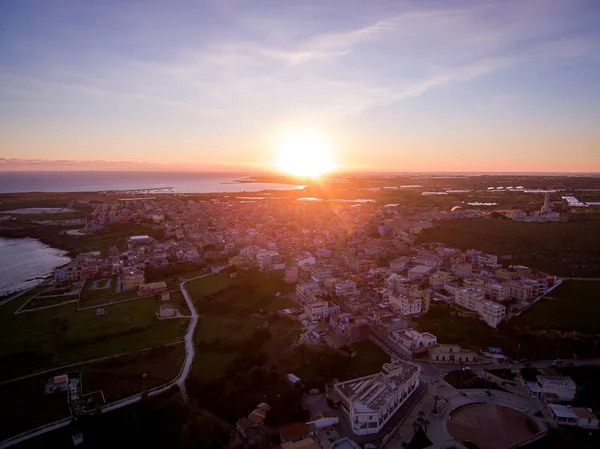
[1,0,599,172]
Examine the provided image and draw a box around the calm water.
[0,171,304,193]
[0,238,70,296]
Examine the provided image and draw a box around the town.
[1,182,599,449]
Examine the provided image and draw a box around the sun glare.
[274,132,336,178]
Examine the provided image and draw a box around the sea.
[0,238,71,296]
[0,171,304,194]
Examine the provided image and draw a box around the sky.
[1,0,599,173]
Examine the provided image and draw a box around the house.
[282,438,321,449]
[536,375,577,403]
[428,344,477,363]
[280,422,316,443]
[389,256,410,273]
[391,328,437,353]
[248,408,267,424]
[407,265,433,280]
[549,404,599,429]
[158,303,176,318]
[138,281,168,296]
[122,269,145,291]
[305,301,331,322]
[288,373,301,385]
[388,294,422,316]
[307,411,339,429]
[45,374,69,394]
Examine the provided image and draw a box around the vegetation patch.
[0,295,188,380]
[82,344,185,402]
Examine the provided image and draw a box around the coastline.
[0,237,70,297]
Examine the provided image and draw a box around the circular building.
[447,403,538,449]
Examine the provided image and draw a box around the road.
[0,273,207,449]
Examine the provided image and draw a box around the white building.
[549,405,599,429]
[296,283,326,304]
[407,265,433,280]
[455,287,505,328]
[335,280,358,297]
[391,328,437,353]
[388,294,422,316]
[455,287,485,310]
[332,360,421,435]
[311,267,332,284]
[304,301,330,322]
[256,250,280,270]
[389,256,410,273]
[485,282,511,302]
[476,299,505,328]
[537,375,577,403]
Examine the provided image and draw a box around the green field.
[417,218,600,277]
[512,281,600,333]
[81,275,118,299]
[21,294,79,311]
[0,289,188,381]
[184,275,233,299]
[417,281,600,360]
[78,288,145,309]
[82,344,185,402]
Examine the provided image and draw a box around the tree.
[179,410,229,449]
[432,395,441,414]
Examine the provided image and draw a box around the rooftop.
[335,360,420,413]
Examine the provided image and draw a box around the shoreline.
[0,237,70,297]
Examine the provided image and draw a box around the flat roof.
[335,361,419,413]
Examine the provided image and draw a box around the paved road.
[0,273,208,448]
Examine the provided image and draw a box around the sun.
[274,131,336,178]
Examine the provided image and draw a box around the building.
[453,263,473,278]
[311,267,332,284]
[331,360,421,435]
[388,294,422,316]
[305,301,330,322]
[407,265,433,280]
[279,423,316,443]
[296,283,326,304]
[507,280,534,301]
[476,299,506,328]
[45,375,69,394]
[282,438,320,449]
[329,314,369,344]
[256,250,280,270]
[335,280,359,298]
[549,405,599,429]
[389,256,410,273]
[122,269,145,291]
[391,328,437,353]
[428,344,477,363]
[537,375,577,403]
[455,287,505,328]
[138,281,168,296]
[128,235,152,246]
[485,282,511,302]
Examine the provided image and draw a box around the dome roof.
[451,205,463,212]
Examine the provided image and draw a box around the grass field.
[185,275,233,299]
[80,275,118,299]
[0,290,188,381]
[78,289,146,309]
[511,281,600,333]
[417,293,600,361]
[417,218,600,277]
[21,294,79,311]
[82,344,185,402]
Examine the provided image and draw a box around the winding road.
[0,273,206,449]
